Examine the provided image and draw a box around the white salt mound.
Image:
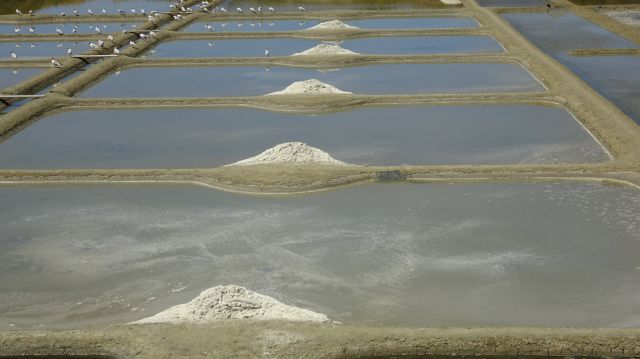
[292,43,359,56]
[133,285,335,324]
[441,0,462,4]
[306,20,359,30]
[266,79,352,95]
[226,142,349,166]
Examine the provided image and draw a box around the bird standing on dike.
[51,57,62,68]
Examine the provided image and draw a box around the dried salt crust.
[441,0,462,4]
[226,142,350,166]
[305,20,360,30]
[133,285,335,324]
[266,79,352,95]
[291,43,359,56]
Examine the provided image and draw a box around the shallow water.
[1,41,98,58]
[0,23,141,36]
[0,182,638,329]
[184,17,479,33]
[502,11,638,52]
[0,106,607,169]
[220,0,446,11]
[0,68,44,90]
[148,36,503,57]
[80,63,544,97]
[478,0,548,6]
[503,11,640,125]
[31,0,172,15]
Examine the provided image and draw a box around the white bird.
[141,8,146,15]
[298,6,306,11]
[250,7,256,13]
[14,26,21,34]
[129,40,137,48]
[95,26,102,34]
[258,6,262,12]
[205,24,214,31]
[73,9,79,16]
[268,6,275,12]
[87,9,93,15]
[60,12,66,16]
[89,42,98,49]
[29,26,35,34]
[56,27,63,35]
[236,7,243,12]
[264,49,269,56]
[114,47,120,55]
[220,7,227,12]
[102,8,107,14]
[10,51,17,59]
[30,43,35,48]
[72,26,78,34]
[149,31,157,37]
[67,48,72,56]
[51,57,62,68]
[118,9,125,15]
[139,33,148,41]
[131,8,137,14]
[16,9,23,15]
[98,39,105,47]
[107,34,114,41]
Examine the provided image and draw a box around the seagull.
[114,47,120,55]
[149,30,157,37]
[89,42,98,49]
[139,33,148,41]
[60,12,66,16]
[87,9,93,15]
[67,48,73,56]
[98,39,105,48]
[130,8,137,15]
[129,40,137,49]
[107,34,114,41]
[10,51,17,59]
[51,57,62,67]
[250,7,256,13]
[72,26,78,34]
[236,7,243,12]
[14,26,21,34]
[264,49,269,56]
[118,9,125,15]
[205,24,214,31]
[140,8,146,15]
[56,27,63,35]
[258,6,262,12]
[95,26,102,34]
[220,7,227,12]
[268,6,275,12]
[16,9,23,15]
[102,8,107,14]
[29,26,35,34]
[73,9,79,16]
[298,6,306,11]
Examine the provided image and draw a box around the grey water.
[79,63,544,97]
[0,68,44,90]
[503,11,640,125]
[33,0,172,15]
[148,36,503,57]
[220,0,445,11]
[0,182,638,329]
[0,106,608,169]
[0,23,140,36]
[478,0,548,7]
[1,41,98,58]
[184,17,479,32]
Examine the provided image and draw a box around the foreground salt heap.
[226,142,350,166]
[292,42,359,56]
[306,20,360,30]
[266,79,352,95]
[134,285,335,324]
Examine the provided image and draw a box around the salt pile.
[441,0,462,4]
[226,142,350,166]
[306,20,360,30]
[266,79,352,95]
[292,42,359,56]
[133,285,335,324]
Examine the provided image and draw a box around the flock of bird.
[8,0,298,66]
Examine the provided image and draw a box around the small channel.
[183,17,480,32]
[79,63,545,97]
[0,181,638,329]
[147,36,504,57]
[0,105,608,169]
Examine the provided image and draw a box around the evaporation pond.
[80,63,544,97]
[0,181,638,329]
[478,0,548,7]
[148,36,503,57]
[220,0,451,11]
[1,41,99,58]
[0,68,44,90]
[184,17,479,32]
[0,23,140,35]
[0,105,607,169]
[33,0,172,15]
[502,11,639,53]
